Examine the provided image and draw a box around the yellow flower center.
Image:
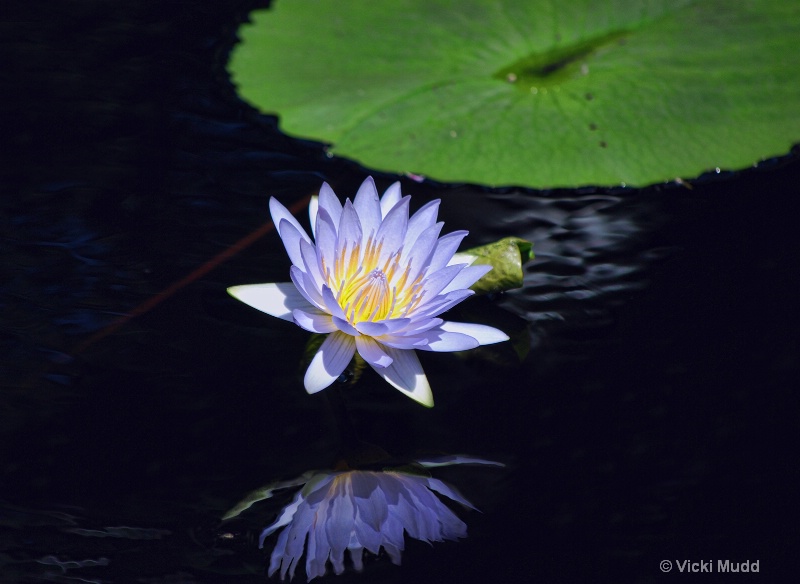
[339,268,391,322]
[322,233,425,324]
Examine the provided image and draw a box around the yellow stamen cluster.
[321,233,425,324]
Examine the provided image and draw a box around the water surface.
[2,2,798,583]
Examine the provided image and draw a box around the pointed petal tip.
[227,282,310,321]
[379,182,404,217]
[375,348,435,407]
[304,363,337,394]
[481,329,510,345]
[439,321,509,345]
[419,395,434,408]
[227,284,255,304]
[308,195,320,239]
[402,384,434,408]
[267,195,284,215]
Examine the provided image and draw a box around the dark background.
[2,2,798,583]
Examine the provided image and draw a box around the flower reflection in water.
[231,457,501,581]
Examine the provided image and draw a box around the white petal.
[305,516,330,581]
[278,219,308,269]
[337,200,363,255]
[350,546,365,572]
[393,317,442,335]
[351,473,388,535]
[259,490,305,545]
[380,182,403,217]
[413,289,474,319]
[282,505,313,578]
[290,265,325,310]
[401,484,444,541]
[355,321,389,336]
[353,176,382,237]
[321,285,348,321]
[417,331,479,352]
[440,321,509,345]
[414,264,463,302]
[371,347,433,407]
[315,207,338,278]
[402,221,443,283]
[267,524,291,576]
[269,197,311,244]
[299,238,326,292]
[372,333,427,350]
[449,251,477,266]
[227,282,313,321]
[293,308,337,333]
[301,474,338,571]
[373,317,413,334]
[425,477,478,510]
[441,264,492,294]
[355,336,393,368]
[375,196,409,264]
[308,195,319,240]
[318,182,342,229]
[306,491,333,579]
[304,331,356,393]
[429,230,468,272]
[325,487,355,575]
[384,481,418,541]
[404,199,440,250]
[332,315,360,337]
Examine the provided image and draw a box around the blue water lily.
[228,178,508,406]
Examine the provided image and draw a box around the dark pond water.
[2,2,799,583]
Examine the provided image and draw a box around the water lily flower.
[243,457,501,580]
[228,177,508,407]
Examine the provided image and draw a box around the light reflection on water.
[440,187,670,337]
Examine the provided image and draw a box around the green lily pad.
[229,0,800,188]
